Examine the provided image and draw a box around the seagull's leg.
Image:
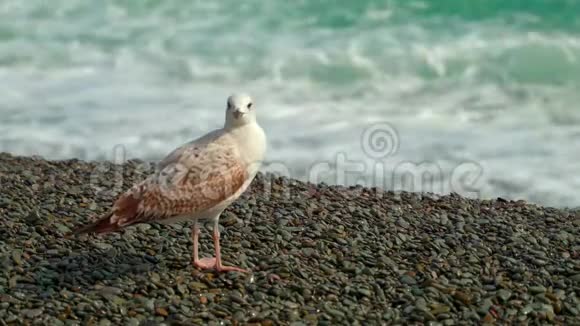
[212,220,249,273]
[192,220,217,269]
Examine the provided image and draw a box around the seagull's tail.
[67,190,144,238]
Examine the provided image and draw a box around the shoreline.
[4,152,578,211]
[0,152,579,324]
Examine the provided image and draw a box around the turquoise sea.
[1,0,579,208]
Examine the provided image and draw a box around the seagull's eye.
[247,102,253,109]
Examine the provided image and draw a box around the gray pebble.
[1,155,579,325]
[21,308,43,319]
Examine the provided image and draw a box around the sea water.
[1,0,579,208]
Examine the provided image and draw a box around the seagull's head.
[225,93,256,127]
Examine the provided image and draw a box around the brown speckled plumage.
[74,134,248,233]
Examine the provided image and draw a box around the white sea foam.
[1,0,580,207]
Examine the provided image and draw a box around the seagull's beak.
[233,108,246,119]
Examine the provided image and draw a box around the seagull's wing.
[73,134,248,234]
[157,129,221,171]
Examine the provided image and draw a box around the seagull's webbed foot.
[193,257,248,273]
[193,257,217,270]
[214,263,249,273]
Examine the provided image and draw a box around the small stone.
[400,275,417,285]
[190,282,208,290]
[290,322,306,326]
[55,223,71,234]
[94,242,113,250]
[396,218,410,229]
[5,315,18,323]
[357,288,372,297]
[21,308,43,318]
[98,319,112,326]
[229,291,246,304]
[301,248,316,257]
[522,304,534,315]
[325,307,345,319]
[144,299,155,312]
[126,318,140,326]
[453,291,472,305]
[529,286,546,294]
[12,250,23,265]
[137,224,151,232]
[304,314,318,322]
[233,310,245,321]
[177,283,188,295]
[497,289,512,302]
[155,307,169,317]
[477,299,493,315]
[481,313,495,324]
[99,286,123,296]
[430,304,450,315]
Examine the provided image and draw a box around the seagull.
[72,94,267,273]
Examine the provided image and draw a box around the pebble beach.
[0,152,579,325]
